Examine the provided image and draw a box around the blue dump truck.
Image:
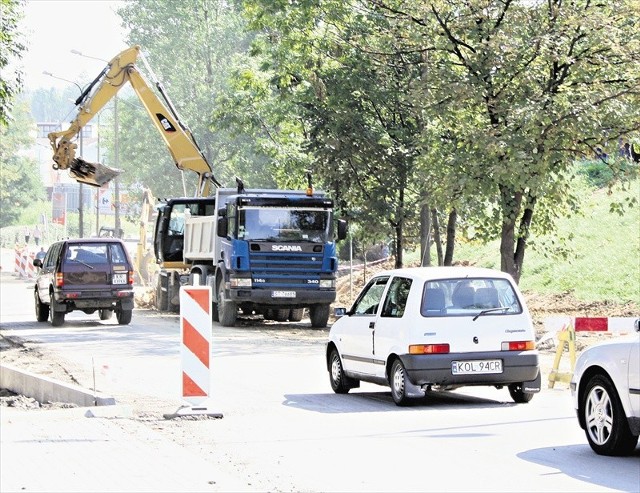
[153,184,347,327]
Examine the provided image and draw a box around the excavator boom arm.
[48,45,218,195]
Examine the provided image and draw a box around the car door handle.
[369,321,375,329]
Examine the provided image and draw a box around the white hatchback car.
[326,266,541,406]
[570,321,640,456]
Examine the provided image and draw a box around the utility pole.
[42,70,84,237]
[114,94,121,234]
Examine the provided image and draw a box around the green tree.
[243,0,640,281]
[0,0,26,127]
[114,0,264,194]
[0,99,46,227]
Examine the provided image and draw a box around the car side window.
[351,276,389,315]
[381,277,412,318]
[44,243,61,269]
[109,243,127,264]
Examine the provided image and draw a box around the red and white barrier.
[165,285,222,419]
[180,286,212,403]
[14,247,37,279]
[544,316,638,334]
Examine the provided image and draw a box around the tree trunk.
[513,194,536,282]
[444,209,457,266]
[431,208,443,266]
[420,202,431,266]
[394,221,403,268]
[499,185,523,283]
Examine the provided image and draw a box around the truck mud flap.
[69,158,121,187]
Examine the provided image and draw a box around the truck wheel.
[155,278,168,311]
[35,290,49,322]
[217,282,237,327]
[309,304,330,328]
[289,308,305,322]
[274,309,289,322]
[211,301,220,322]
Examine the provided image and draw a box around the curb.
[0,363,116,407]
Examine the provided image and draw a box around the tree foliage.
[113,0,271,196]
[241,0,640,281]
[0,99,46,227]
[0,0,26,127]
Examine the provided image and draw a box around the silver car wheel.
[585,384,613,446]
[392,364,405,394]
[331,356,341,382]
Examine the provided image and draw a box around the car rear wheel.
[582,374,638,456]
[35,290,49,322]
[329,348,351,394]
[116,308,133,325]
[390,359,411,406]
[99,309,114,320]
[508,382,534,403]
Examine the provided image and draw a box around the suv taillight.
[55,272,64,287]
[128,270,134,285]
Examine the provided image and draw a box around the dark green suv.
[33,238,135,326]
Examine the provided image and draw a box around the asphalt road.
[1,272,639,492]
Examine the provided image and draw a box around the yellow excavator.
[47,45,220,193]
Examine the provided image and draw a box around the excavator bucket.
[69,158,121,187]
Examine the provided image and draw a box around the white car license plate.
[112,273,127,285]
[451,359,502,375]
[272,290,296,298]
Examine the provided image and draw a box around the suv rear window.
[421,277,522,317]
[64,243,128,267]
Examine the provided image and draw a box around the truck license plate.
[112,273,127,285]
[272,290,296,298]
[451,359,502,375]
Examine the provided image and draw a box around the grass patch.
[441,178,640,304]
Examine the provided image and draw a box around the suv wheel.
[116,308,133,325]
[35,290,49,322]
[51,309,65,327]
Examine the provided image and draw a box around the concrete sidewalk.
[0,405,253,493]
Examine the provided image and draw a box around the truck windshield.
[239,207,330,243]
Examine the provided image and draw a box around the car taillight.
[409,344,450,354]
[55,273,64,287]
[128,270,134,285]
[501,341,535,351]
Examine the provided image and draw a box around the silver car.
[570,319,640,456]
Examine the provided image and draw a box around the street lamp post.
[42,71,85,238]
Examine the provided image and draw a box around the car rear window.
[420,277,523,317]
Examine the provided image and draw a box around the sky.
[18,0,128,90]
